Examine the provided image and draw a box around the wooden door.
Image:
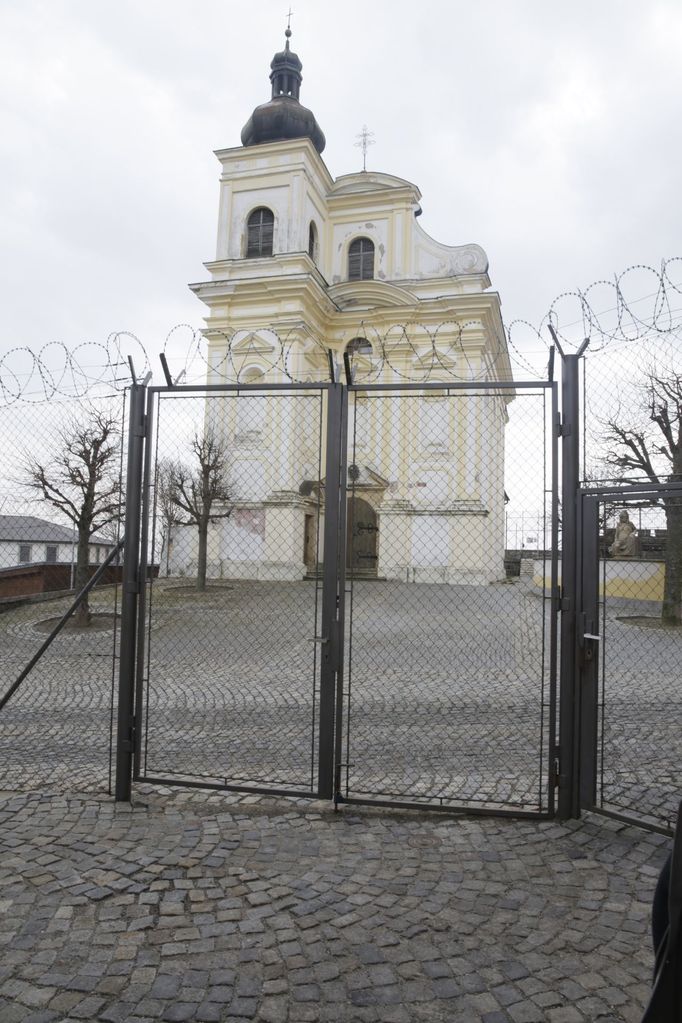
[347,497,378,577]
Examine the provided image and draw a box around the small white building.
[0,516,115,570]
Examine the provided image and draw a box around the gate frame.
[338,376,560,820]
[116,374,560,821]
[125,379,345,802]
[575,479,682,833]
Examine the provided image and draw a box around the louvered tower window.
[308,221,318,262]
[246,207,274,257]
[348,237,374,280]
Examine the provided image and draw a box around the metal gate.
[340,381,558,815]
[115,374,559,818]
[576,482,682,833]
[132,382,342,799]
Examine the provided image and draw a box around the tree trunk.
[662,496,682,624]
[196,519,208,592]
[74,529,92,627]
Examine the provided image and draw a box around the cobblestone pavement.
[0,784,668,1023]
[1,579,681,828]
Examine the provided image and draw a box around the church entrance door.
[347,496,378,578]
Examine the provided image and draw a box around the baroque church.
[166,29,512,584]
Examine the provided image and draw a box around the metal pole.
[318,383,346,799]
[558,354,581,819]
[133,389,155,780]
[114,383,147,802]
[578,494,600,809]
[547,381,560,816]
[333,386,349,807]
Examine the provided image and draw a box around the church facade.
[166,29,513,585]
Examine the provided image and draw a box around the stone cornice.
[327,187,418,214]
[328,280,417,309]
[214,137,335,191]
[202,252,330,288]
[329,171,422,199]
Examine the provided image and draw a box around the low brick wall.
[0,562,124,600]
[532,558,666,602]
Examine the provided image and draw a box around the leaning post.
[115,378,148,802]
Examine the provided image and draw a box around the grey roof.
[0,516,114,545]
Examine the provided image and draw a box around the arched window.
[308,221,318,262]
[346,337,373,356]
[348,237,374,281]
[246,207,274,258]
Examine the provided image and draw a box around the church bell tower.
[180,29,513,587]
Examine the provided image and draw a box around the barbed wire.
[161,318,523,387]
[1,256,680,405]
[506,256,682,359]
[0,333,150,406]
[0,318,521,404]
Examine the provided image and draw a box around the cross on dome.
[354,125,375,172]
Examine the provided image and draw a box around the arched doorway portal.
[347,497,378,578]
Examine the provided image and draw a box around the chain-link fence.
[580,338,682,830]
[132,376,558,814]
[540,260,682,830]
[137,388,328,794]
[0,344,132,793]
[4,267,679,830]
[342,383,557,812]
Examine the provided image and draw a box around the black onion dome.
[240,29,326,154]
[241,98,326,153]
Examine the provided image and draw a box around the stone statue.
[610,510,638,559]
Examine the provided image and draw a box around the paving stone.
[150,975,182,999]
[162,1004,200,1022]
[228,996,259,1017]
[0,787,666,1023]
[196,1003,224,1022]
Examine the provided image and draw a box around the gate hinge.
[556,417,571,438]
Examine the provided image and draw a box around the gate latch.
[578,613,600,662]
[581,623,600,662]
[308,636,329,644]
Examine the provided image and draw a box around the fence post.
[133,388,156,781]
[318,382,347,800]
[578,494,600,809]
[558,352,582,819]
[115,382,147,802]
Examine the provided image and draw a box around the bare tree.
[156,459,181,577]
[167,430,232,591]
[604,364,682,623]
[24,408,122,626]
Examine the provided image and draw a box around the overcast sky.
[1,0,681,381]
